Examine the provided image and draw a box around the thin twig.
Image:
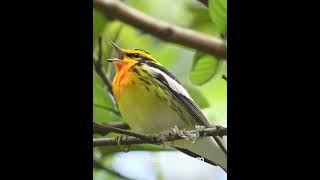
[93,103,121,116]
[213,135,227,155]
[93,126,227,147]
[94,25,123,108]
[198,0,208,7]
[97,36,103,70]
[108,25,123,58]
[93,37,114,96]
[93,159,132,180]
[93,121,130,135]
[222,74,227,81]
[93,0,227,59]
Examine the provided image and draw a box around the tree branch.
[93,0,227,59]
[93,159,132,180]
[93,126,227,147]
[93,121,227,135]
[93,122,157,142]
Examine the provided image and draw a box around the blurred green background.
[93,0,227,179]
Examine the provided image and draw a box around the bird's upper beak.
[106,41,125,63]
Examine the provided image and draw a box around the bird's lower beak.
[106,42,126,70]
[107,57,126,70]
[106,58,122,62]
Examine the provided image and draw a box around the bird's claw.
[115,135,131,152]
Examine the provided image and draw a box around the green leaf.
[185,84,210,109]
[93,70,122,123]
[209,0,227,35]
[199,61,227,125]
[190,51,219,86]
[93,71,114,108]
[188,4,212,26]
[93,9,107,43]
[188,4,220,36]
[93,106,122,123]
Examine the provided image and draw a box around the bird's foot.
[115,135,131,152]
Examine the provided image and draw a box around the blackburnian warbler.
[107,42,227,172]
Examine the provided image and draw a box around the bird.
[106,42,227,172]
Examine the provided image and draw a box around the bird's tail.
[174,136,227,172]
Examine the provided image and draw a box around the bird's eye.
[133,53,141,58]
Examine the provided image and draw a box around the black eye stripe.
[127,52,155,63]
[134,53,141,58]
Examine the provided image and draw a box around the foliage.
[209,0,227,36]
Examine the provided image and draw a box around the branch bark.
[93,121,131,135]
[93,0,227,59]
[93,126,227,147]
[93,122,158,142]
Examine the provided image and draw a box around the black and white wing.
[143,61,227,171]
[143,61,211,128]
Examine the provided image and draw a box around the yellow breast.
[112,58,196,134]
[114,73,194,134]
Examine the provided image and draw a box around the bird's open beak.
[107,41,125,62]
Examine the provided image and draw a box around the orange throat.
[112,60,136,101]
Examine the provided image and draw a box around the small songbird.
[107,42,227,172]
